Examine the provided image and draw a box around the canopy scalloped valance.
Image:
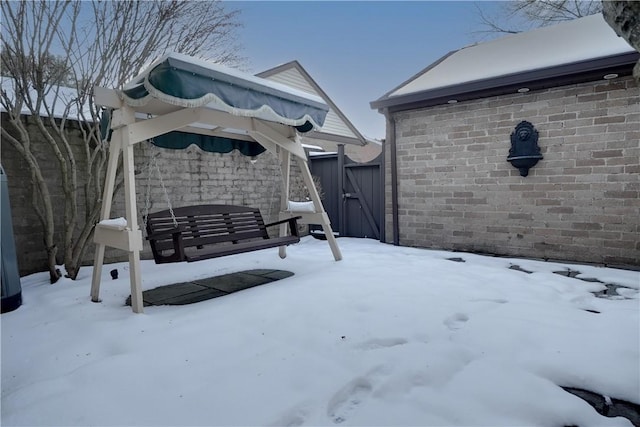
[112,53,329,156]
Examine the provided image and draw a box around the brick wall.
[2,114,305,275]
[386,76,639,267]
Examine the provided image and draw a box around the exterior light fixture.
[250,156,258,164]
[447,99,458,104]
[603,73,618,80]
[517,87,530,93]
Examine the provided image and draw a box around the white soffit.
[391,14,635,97]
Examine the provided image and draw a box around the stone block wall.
[2,115,93,275]
[2,114,307,275]
[386,76,639,267]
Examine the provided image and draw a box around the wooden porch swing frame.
[90,87,342,314]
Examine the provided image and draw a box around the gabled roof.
[257,61,368,146]
[371,13,639,113]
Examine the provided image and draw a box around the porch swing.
[90,52,342,313]
[141,152,301,264]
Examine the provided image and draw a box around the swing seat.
[146,204,301,264]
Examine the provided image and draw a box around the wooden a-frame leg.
[128,250,143,312]
[90,244,106,302]
[296,157,342,261]
[91,133,122,303]
[122,140,144,313]
[279,149,291,259]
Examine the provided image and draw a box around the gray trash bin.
[1,165,22,313]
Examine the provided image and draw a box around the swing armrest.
[264,216,302,237]
[146,225,186,263]
[146,226,185,241]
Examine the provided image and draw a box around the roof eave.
[371,51,639,113]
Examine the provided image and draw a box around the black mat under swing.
[125,269,294,307]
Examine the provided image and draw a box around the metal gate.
[309,147,383,240]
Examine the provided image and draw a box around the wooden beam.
[178,126,255,143]
[126,108,201,145]
[295,156,342,261]
[278,149,291,259]
[251,120,306,159]
[93,86,122,109]
[247,131,277,157]
[121,129,144,313]
[90,131,122,303]
[197,108,259,134]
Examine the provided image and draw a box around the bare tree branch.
[474,0,602,36]
[1,0,243,281]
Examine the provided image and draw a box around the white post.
[121,130,144,313]
[90,105,144,313]
[296,157,342,261]
[279,148,291,259]
[90,130,122,302]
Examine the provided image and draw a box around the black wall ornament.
[507,121,543,177]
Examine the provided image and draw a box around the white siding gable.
[262,67,357,139]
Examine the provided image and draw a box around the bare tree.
[475,0,602,35]
[0,1,243,282]
[602,1,640,84]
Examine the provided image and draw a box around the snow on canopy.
[389,13,635,98]
[121,52,329,133]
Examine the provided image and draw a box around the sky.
[2,237,638,426]
[232,1,505,140]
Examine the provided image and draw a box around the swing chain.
[142,148,179,236]
[156,155,178,228]
[142,154,154,235]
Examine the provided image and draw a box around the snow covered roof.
[0,78,94,122]
[371,14,639,113]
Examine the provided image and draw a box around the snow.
[2,237,638,426]
[127,52,326,105]
[287,201,316,212]
[98,217,127,229]
[391,14,636,97]
[0,78,93,122]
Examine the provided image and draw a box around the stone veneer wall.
[2,114,304,275]
[385,76,639,267]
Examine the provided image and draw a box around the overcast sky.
[233,1,505,140]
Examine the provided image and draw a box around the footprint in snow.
[470,298,508,304]
[355,337,408,350]
[269,402,312,427]
[443,313,469,331]
[327,377,373,424]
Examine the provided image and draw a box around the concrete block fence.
[1,115,300,275]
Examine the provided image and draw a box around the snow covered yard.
[2,237,639,426]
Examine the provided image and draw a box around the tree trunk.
[602,1,640,84]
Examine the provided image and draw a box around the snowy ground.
[2,237,639,426]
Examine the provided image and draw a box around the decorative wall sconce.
[507,121,543,177]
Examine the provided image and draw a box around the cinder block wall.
[386,76,639,267]
[107,143,289,264]
[1,116,305,274]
